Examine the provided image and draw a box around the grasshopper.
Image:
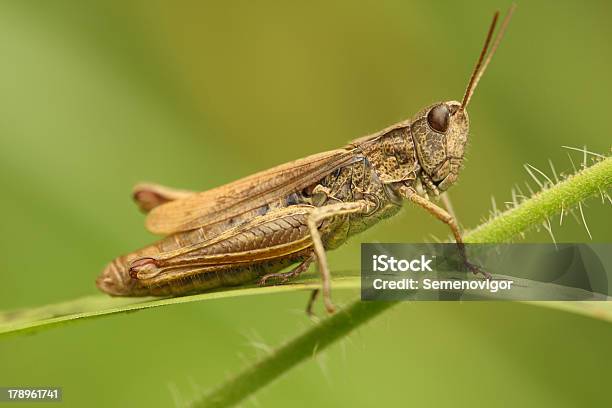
[97,7,515,313]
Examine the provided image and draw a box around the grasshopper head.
[410,5,514,194]
[411,101,468,192]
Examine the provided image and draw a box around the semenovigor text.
[370,255,513,294]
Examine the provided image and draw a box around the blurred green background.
[1,1,610,407]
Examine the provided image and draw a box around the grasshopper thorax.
[410,100,468,193]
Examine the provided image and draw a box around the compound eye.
[427,104,450,133]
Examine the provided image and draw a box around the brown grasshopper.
[97,7,515,313]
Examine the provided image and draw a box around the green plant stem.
[191,157,611,408]
[196,301,396,408]
[466,157,611,243]
[0,275,358,338]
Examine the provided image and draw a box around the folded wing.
[145,148,359,235]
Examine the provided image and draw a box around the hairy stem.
[466,157,611,243]
[191,156,611,408]
[193,301,396,408]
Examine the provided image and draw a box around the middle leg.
[307,200,372,313]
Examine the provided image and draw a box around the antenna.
[460,4,516,111]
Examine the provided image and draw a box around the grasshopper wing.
[145,148,359,235]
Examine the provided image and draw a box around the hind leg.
[258,252,315,285]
